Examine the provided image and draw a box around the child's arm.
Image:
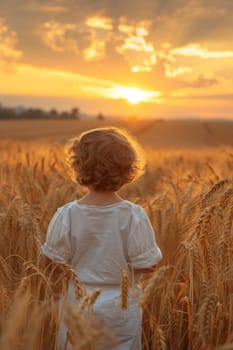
[41,206,73,264]
[128,207,162,272]
[40,206,73,295]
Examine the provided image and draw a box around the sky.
[0,0,233,119]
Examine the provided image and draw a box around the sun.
[121,87,147,104]
[109,86,161,104]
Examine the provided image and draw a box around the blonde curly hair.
[66,127,145,191]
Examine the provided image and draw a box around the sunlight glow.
[0,63,163,107]
[109,87,161,104]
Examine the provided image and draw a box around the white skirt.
[58,285,142,350]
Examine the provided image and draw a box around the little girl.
[42,127,162,350]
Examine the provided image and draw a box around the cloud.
[170,44,233,59]
[169,74,220,97]
[39,16,158,69]
[116,35,156,72]
[148,0,233,50]
[0,17,23,73]
[116,18,157,72]
[154,41,232,97]
[170,75,221,100]
[39,17,112,61]
[39,20,94,54]
[86,15,113,30]
[187,75,219,88]
[26,2,68,13]
[84,15,114,60]
[173,1,233,45]
[164,64,192,78]
[82,39,105,61]
[174,93,233,101]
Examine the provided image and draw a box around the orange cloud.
[39,21,83,53]
[131,65,152,73]
[85,15,113,30]
[39,19,109,62]
[165,64,192,78]
[39,17,159,71]
[0,18,23,61]
[83,15,114,60]
[116,18,156,72]
[170,44,233,59]
[119,36,154,53]
[82,40,105,61]
[27,3,68,13]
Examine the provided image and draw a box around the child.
[42,127,162,350]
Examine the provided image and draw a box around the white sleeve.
[127,207,162,269]
[41,207,73,263]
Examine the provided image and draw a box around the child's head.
[66,127,145,192]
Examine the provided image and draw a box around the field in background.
[0,118,233,148]
[0,119,233,349]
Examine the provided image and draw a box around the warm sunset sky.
[0,0,233,118]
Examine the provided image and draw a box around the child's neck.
[78,190,123,206]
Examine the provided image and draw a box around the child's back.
[43,200,161,286]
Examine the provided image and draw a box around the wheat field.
[0,122,233,349]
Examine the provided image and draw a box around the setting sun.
[121,88,149,104]
[109,87,161,104]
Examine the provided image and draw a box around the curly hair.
[66,127,145,191]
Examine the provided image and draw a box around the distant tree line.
[0,103,105,120]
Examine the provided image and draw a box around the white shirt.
[42,199,162,286]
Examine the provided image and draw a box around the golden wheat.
[120,269,129,309]
[1,140,233,349]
